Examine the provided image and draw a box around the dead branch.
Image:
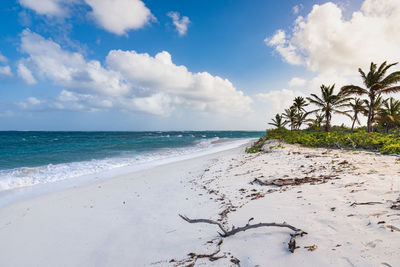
[251,176,337,187]
[350,201,382,207]
[179,214,307,253]
[179,215,228,236]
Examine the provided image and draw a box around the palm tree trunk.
[325,110,330,132]
[351,118,356,132]
[367,98,375,132]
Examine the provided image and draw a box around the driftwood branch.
[179,215,228,236]
[179,214,307,253]
[350,201,382,207]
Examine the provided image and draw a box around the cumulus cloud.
[288,77,307,87]
[20,29,129,95]
[18,30,252,116]
[257,88,305,113]
[17,63,36,84]
[267,0,400,74]
[106,49,252,114]
[0,66,12,77]
[167,11,190,36]
[85,0,155,35]
[18,0,154,34]
[264,30,302,65]
[18,0,77,17]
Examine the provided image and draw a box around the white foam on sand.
[0,138,253,192]
[0,138,254,207]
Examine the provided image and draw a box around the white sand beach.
[0,141,399,267]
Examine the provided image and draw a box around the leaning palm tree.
[377,97,400,133]
[349,98,366,132]
[292,96,308,114]
[268,114,287,129]
[283,106,297,131]
[307,84,351,132]
[340,61,400,132]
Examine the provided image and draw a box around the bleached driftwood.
[179,214,307,253]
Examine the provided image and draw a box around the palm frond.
[380,86,400,94]
[340,85,368,95]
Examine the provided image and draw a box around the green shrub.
[379,143,400,154]
[246,128,400,155]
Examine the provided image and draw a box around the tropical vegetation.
[248,61,400,155]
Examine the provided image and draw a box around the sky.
[0,0,399,131]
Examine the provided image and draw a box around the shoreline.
[0,141,399,266]
[0,138,255,208]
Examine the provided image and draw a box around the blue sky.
[1,0,398,130]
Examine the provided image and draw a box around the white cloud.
[106,49,252,114]
[85,0,155,35]
[17,63,36,84]
[293,4,303,15]
[0,66,12,77]
[288,77,306,87]
[18,30,252,116]
[18,96,41,109]
[257,88,305,113]
[0,53,8,64]
[264,30,302,65]
[20,29,129,95]
[18,0,77,17]
[167,11,190,36]
[18,0,154,35]
[266,0,400,74]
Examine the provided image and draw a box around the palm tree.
[307,84,351,132]
[363,95,384,130]
[268,114,287,129]
[349,98,365,132]
[295,111,311,130]
[292,96,308,114]
[308,113,325,129]
[340,61,400,132]
[283,106,297,131]
[377,97,400,133]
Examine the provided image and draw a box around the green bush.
[246,128,400,155]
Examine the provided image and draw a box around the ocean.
[0,131,263,192]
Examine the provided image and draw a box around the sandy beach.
[0,141,399,266]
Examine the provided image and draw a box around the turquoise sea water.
[0,131,262,191]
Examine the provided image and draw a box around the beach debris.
[350,201,383,207]
[304,244,317,251]
[385,225,400,232]
[230,257,240,264]
[390,196,400,210]
[173,239,227,266]
[251,175,337,187]
[179,214,307,253]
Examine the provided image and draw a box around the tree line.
[269,62,400,133]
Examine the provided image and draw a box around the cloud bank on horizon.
[18,30,251,116]
[1,0,400,129]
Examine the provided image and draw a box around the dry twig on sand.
[350,201,383,207]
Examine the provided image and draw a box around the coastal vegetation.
[248,61,400,154]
